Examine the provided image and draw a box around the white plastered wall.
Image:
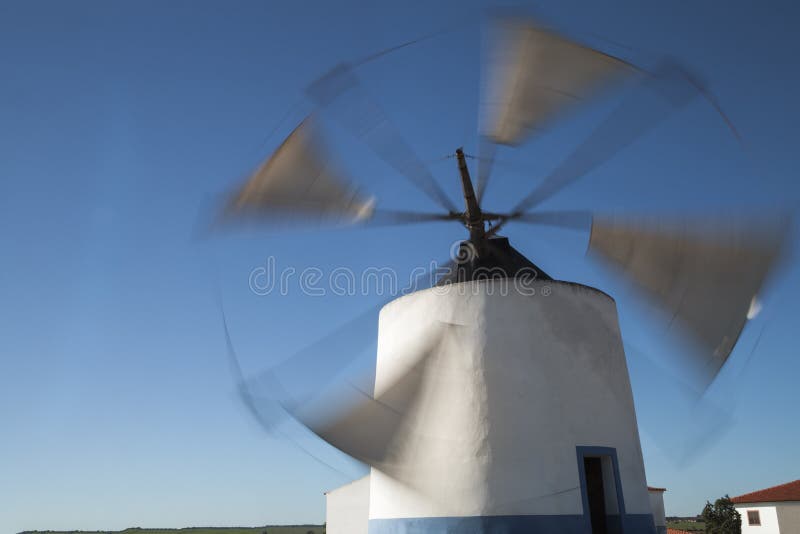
[648,489,666,533]
[736,503,780,534]
[368,279,652,521]
[776,502,800,533]
[325,475,370,534]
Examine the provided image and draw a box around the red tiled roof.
[667,529,693,534]
[731,479,800,504]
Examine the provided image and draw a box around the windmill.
[218,15,787,534]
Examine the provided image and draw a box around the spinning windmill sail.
[280,323,452,472]
[481,18,634,146]
[223,116,375,225]
[589,216,787,387]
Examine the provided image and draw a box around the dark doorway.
[584,457,608,534]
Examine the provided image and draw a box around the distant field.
[665,520,705,531]
[19,527,324,534]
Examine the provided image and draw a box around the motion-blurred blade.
[222,116,375,226]
[288,324,450,468]
[307,64,458,213]
[232,261,447,436]
[481,17,634,146]
[220,298,361,479]
[589,215,788,388]
[509,61,701,215]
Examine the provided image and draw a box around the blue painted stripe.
[369,514,657,534]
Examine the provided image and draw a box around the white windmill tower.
[219,16,787,534]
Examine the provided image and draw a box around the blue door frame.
[576,446,627,534]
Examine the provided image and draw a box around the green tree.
[702,495,741,534]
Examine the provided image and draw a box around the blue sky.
[1,0,799,531]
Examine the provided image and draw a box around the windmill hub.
[441,148,553,284]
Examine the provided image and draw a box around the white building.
[648,487,667,534]
[732,479,800,534]
[325,476,370,534]
[326,279,664,533]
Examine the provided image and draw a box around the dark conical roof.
[436,236,551,286]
